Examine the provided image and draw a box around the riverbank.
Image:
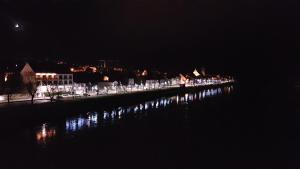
[0,82,234,129]
[0,82,234,109]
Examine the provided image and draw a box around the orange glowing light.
[142,70,148,76]
[103,76,109,81]
[36,126,56,144]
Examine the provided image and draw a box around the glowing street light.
[15,23,20,28]
[103,76,109,81]
[4,74,8,82]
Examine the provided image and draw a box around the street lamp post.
[4,75,8,83]
[4,74,10,103]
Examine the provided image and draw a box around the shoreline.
[0,82,234,130]
[0,82,234,109]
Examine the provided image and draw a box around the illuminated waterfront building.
[21,63,73,86]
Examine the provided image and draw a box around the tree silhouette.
[4,74,22,103]
[25,81,37,104]
[46,85,58,102]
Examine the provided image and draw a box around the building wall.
[58,74,73,85]
[20,63,36,84]
[36,73,73,86]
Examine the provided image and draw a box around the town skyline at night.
[0,0,297,168]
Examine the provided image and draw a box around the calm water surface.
[0,85,289,169]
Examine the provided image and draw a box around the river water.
[0,84,289,169]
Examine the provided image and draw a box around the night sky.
[0,0,298,83]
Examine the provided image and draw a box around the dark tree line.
[1,74,37,104]
[2,74,22,103]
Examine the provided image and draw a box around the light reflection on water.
[35,86,233,145]
[36,124,56,145]
[65,112,98,133]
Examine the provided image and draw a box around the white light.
[0,96,5,101]
[104,111,109,119]
[151,101,155,107]
[185,93,188,101]
[140,104,144,110]
[36,73,57,76]
[15,24,19,28]
[134,106,139,113]
[160,99,164,106]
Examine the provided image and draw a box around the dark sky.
[0,0,298,82]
